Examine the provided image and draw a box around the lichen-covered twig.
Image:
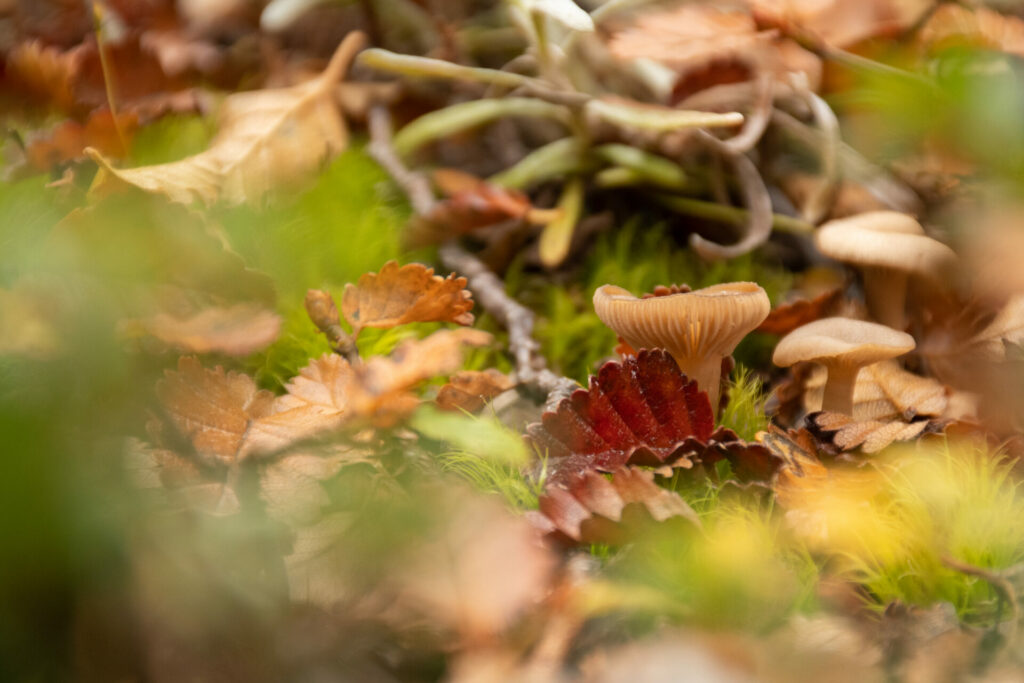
[367,106,579,408]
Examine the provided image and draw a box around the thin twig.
[366,105,578,408]
[942,556,1019,633]
[367,106,436,215]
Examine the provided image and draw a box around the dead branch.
[367,106,578,408]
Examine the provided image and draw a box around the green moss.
[840,441,1024,624]
[718,365,770,441]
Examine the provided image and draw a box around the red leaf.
[527,350,780,486]
[534,466,700,545]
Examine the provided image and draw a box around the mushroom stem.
[862,266,908,330]
[821,364,860,415]
[674,355,724,413]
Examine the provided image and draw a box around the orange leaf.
[341,261,474,337]
[757,288,843,335]
[156,357,276,466]
[806,411,935,453]
[436,369,515,412]
[123,303,282,356]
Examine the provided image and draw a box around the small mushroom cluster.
[593,282,771,411]
[771,211,957,417]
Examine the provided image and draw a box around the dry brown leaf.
[260,447,372,527]
[341,261,475,338]
[757,288,843,335]
[406,170,540,248]
[23,110,139,173]
[436,369,515,412]
[259,328,493,436]
[749,0,932,49]
[156,357,277,466]
[803,360,948,421]
[396,492,555,642]
[123,303,282,356]
[919,4,1024,57]
[806,411,933,453]
[4,40,81,112]
[536,466,700,545]
[87,32,365,205]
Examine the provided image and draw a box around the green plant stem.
[489,137,589,189]
[393,97,570,157]
[653,194,813,235]
[358,48,533,89]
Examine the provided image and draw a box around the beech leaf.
[803,360,949,421]
[535,466,701,545]
[757,288,844,336]
[527,349,780,485]
[341,261,475,337]
[86,32,366,206]
[806,411,939,454]
[436,369,515,412]
[156,357,276,466]
[123,303,282,356]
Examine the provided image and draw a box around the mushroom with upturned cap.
[772,317,915,415]
[593,282,770,411]
[814,211,957,329]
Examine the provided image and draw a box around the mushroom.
[593,282,770,410]
[772,317,915,415]
[814,211,957,329]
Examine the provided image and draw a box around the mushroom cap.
[593,282,770,360]
[815,211,957,279]
[772,317,915,368]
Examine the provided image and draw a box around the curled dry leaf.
[806,411,940,454]
[122,303,282,356]
[341,260,474,338]
[757,288,843,335]
[919,4,1024,57]
[21,110,138,173]
[527,350,780,486]
[436,369,515,412]
[803,360,948,421]
[87,31,366,205]
[535,466,700,545]
[260,447,373,527]
[749,0,932,49]
[405,170,543,248]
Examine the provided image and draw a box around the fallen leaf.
[802,360,948,421]
[396,491,555,643]
[405,170,546,248]
[259,328,493,437]
[260,447,372,527]
[806,411,937,453]
[156,356,277,466]
[527,349,780,485]
[87,31,366,205]
[341,260,475,338]
[122,303,282,355]
[536,466,701,545]
[757,288,843,335]
[919,4,1024,57]
[23,110,139,173]
[436,369,515,412]
[749,0,932,49]
[4,40,81,112]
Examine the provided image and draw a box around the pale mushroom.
[593,282,770,410]
[814,211,957,329]
[772,317,915,415]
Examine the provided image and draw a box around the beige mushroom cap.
[815,212,956,279]
[772,317,915,368]
[593,282,771,361]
